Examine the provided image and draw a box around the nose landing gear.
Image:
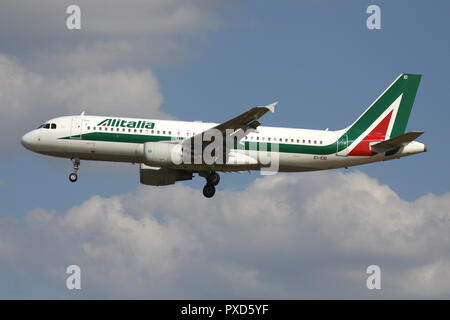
[202,171,220,198]
[69,158,80,183]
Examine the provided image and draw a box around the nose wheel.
[202,171,220,198]
[69,158,80,183]
[69,172,78,182]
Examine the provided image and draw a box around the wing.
[210,101,277,134]
[182,102,278,160]
[371,131,424,153]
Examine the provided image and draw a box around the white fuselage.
[21,115,426,173]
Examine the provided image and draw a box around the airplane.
[21,73,426,198]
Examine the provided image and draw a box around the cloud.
[0,0,219,38]
[0,0,220,72]
[0,54,167,151]
[29,40,187,74]
[0,170,449,298]
[0,1,225,152]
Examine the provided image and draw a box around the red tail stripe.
[348,110,393,156]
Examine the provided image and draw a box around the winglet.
[265,101,278,113]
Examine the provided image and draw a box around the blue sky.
[0,0,449,299]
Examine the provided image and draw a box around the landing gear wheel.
[69,173,78,182]
[203,184,216,198]
[69,158,80,183]
[207,172,220,186]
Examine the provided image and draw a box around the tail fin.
[341,74,421,156]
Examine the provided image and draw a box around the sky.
[0,0,449,299]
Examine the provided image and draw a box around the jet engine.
[143,142,183,166]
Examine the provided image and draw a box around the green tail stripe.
[390,74,421,137]
[344,73,421,141]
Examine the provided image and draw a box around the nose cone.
[21,132,35,150]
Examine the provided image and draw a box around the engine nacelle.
[143,142,183,166]
[139,164,192,186]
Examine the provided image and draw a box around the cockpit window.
[38,123,57,129]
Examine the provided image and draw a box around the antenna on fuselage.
[80,111,85,116]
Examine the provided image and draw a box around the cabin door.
[336,134,348,156]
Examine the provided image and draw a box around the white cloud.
[82,0,220,36]
[390,260,450,298]
[0,54,167,150]
[0,1,226,151]
[0,1,220,72]
[0,0,219,38]
[0,170,449,298]
[29,40,186,74]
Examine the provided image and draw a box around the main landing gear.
[202,171,220,198]
[69,158,80,183]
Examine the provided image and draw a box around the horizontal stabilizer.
[371,131,424,153]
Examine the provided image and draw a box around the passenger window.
[168,131,171,135]
[314,140,317,144]
[268,137,271,141]
[291,139,294,142]
[134,129,137,132]
[308,140,311,144]
[163,131,165,134]
[302,139,305,143]
[297,139,299,143]
[285,139,288,142]
[87,126,90,130]
[320,141,323,144]
[157,130,160,134]
[99,127,102,131]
